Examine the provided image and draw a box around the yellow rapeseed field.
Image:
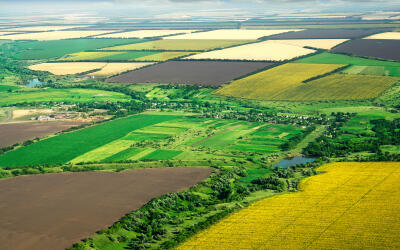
[179,162,400,249]
[184,40,316,61]
[216,63,343,100]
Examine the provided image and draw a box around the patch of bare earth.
[0,167,212,250]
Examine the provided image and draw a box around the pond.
[26,78,43,87]
[274,156,315,168]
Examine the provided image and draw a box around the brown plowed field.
[0,167,212,250]
[107,61,273,86]
[332,39,400,61]
[268,28,392,39]
[0,121,84,147]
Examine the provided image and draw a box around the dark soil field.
[332,39,400,61]
[0,167,212,250]
[107,61,273,86]
[268,28,392,39]
[0,121,84,147]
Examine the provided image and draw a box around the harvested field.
[0,30,117,40]
[94,29,197,38]
[101,39,251,51]
[364,32,400,40]
[185,40,315,61]
[29,62,107,75]
[0,167,212,250]
[0,121,84,147]
[12,38,148,60]
[7,26,86,32]
[107,61,273,86]
[178,162,400,249]
[60,51,192,62]
[215,63,344,100]
[12,109,53,119]
[271,39,348,49]
[332,39,400,61]
[267,28,392,39]
[164,29,301,40]
[90,62,155,76]
[134,51,196,61]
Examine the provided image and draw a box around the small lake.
[26,78,43,87]
[274,156,315,168]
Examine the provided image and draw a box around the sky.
[0,0,399,18]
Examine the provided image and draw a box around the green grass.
[140,149,182,160]
[122,132,171,141]
[103,147,145,162]
[240,168,273,184]
[0,84,20,92]
[0,88,131,105]
[0,114,178,168]
[297,52,400,76]
[9,39,149,60]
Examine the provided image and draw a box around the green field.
[140,149,182,160]
[8,39,149,60]
[216,63,344,101]
[0,114,177,168]
[0,84,20,92]
[0,88,131,106]
[101,39,253,51]
[297,52,400,76]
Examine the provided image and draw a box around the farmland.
[365,32,400,39]
[332,39,400,61]
[0,114,177,168]
[107,61,273,86]
[179,162,400,249]
[164,29,301,40]
[185,40,316,61]
[0,167,212,250]
[0,30,117,40]
[61,51,194,61]
[6,25,86,31]
[90,62,155,76]
[29,62,108,75]
[8,38,149,59]
[297,52,400,76]
[216,63,344,100]
[266,28,393,39]
[94,29,197,38]
[270,39,348,49]
[0,121,84,147]
[0,88,131,106]
[101,39,252,51]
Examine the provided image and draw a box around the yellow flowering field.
[178,162,400,249]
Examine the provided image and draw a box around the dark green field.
[8,38,149,59]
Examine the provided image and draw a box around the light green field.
[101,39,252,51]
[140,149,183,160]
[297,52,400,76]
[0,88,131,106]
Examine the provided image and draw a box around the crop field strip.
[163,29,302,40]
[0,88,131,106]
[332,39,400,62]
[0,114,178,168]
[10,38,150,60]
[178,162,400,249]
[364,32,400,39]
[107,61,274,86]
[60,51,196,62]
[0,167,212,250]
[0,30,118,40]
[265,28,394,39]
[184,40,316,61]
[269,39,348,50]
[100,39,253,51]
[297,52,400,76]
[94,29,198,38]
